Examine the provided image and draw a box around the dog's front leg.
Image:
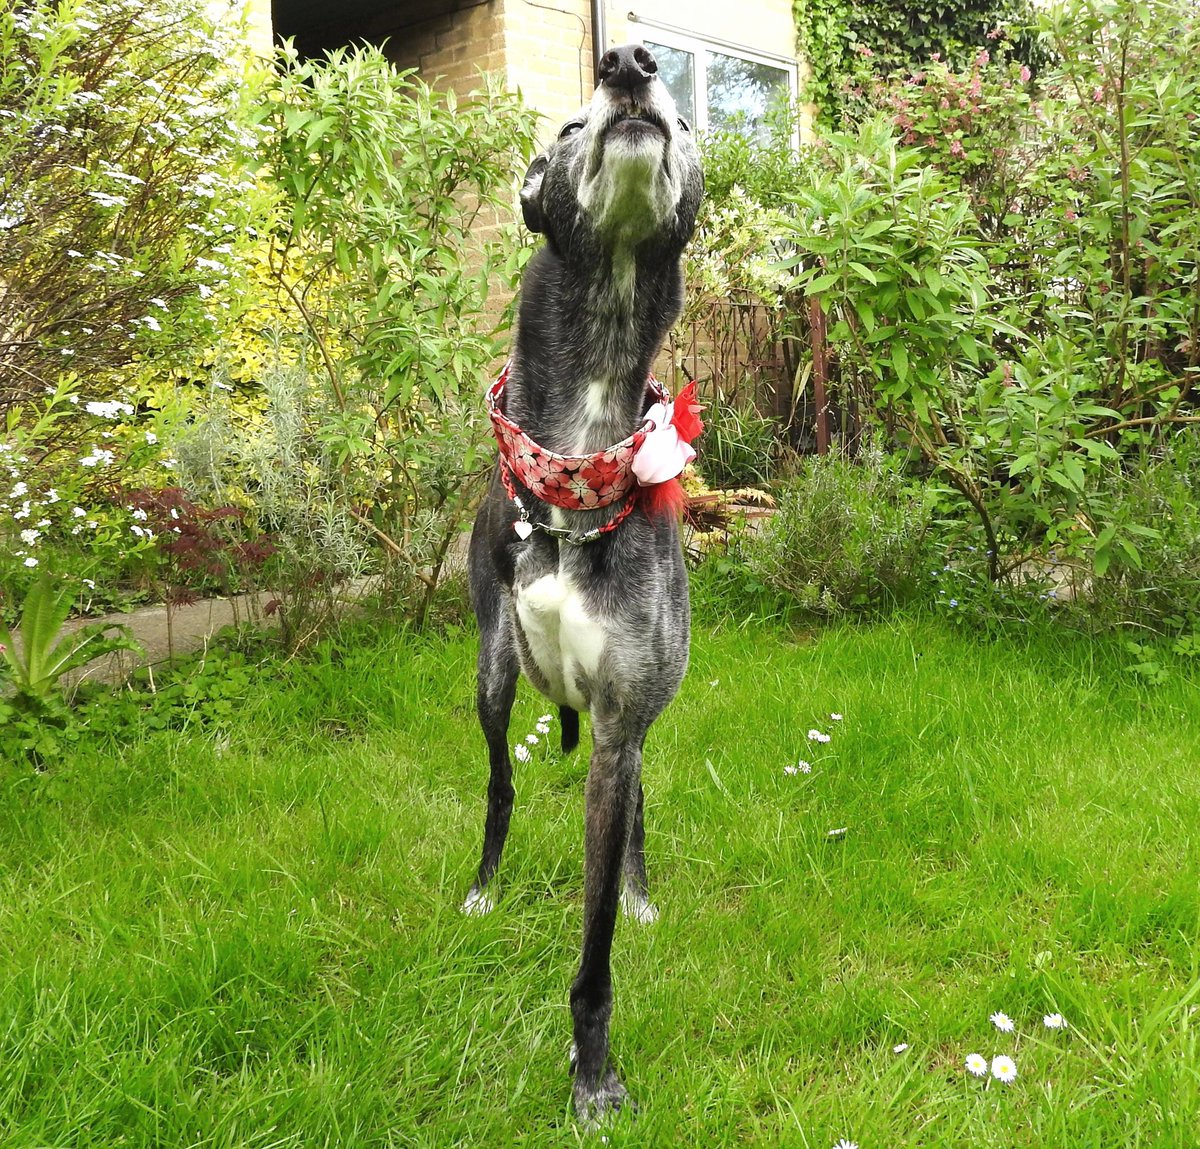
[463,620,520,915]
[570,722,643,1125]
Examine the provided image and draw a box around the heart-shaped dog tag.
[513,520,534,540]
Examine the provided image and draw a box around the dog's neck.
[507,241,684,457]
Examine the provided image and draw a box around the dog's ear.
[520,153,549,234]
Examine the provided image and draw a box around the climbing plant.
[793,0,1046,123]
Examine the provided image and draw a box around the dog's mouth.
[604,104,669,140]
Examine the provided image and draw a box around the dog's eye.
[558,119,585,140]
[677,117,692,134]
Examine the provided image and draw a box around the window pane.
[706,51,788,135]
[644,41,695,124]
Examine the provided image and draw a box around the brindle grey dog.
[463,44,703,1124]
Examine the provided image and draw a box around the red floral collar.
[486,362,703,543]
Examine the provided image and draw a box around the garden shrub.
[1080,432,1200,634]
[0,0,261,609]
[174,358,377,648]
[2,26,539,632]
[749,439,935,615]
[775,0,1200,631]
[177,44,541,634]
[793,0,1046,124]
[860,48,1035,233]
[0,0,258,404]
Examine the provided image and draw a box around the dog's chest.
[513,563,606,711]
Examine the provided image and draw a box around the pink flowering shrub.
[779,0,1200,605]
[869,51,1033,216]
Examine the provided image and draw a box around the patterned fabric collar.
[486,362,668,513]
[486,362,703,546]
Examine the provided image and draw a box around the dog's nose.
[598,44,658,93]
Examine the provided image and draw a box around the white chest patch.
[515,571,606,711]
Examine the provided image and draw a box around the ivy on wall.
[794,0,1046,122]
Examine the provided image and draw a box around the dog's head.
[520,44,703,259]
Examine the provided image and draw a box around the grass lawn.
[2,614,1199,1147]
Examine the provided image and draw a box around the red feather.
[670,381,704,443]
[638,476,687,521]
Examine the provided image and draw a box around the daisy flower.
[991,1055,1017,1083]
[514,744,530,763]
[807,729,831,743]
[832,1140,858,1149]
[525,733,539,745]
[893,1043,908,1053]
[1043,1013,1067,1029]
[830,713,843,721]
[965,1052,987,1077]
[990,1011,1015,1032]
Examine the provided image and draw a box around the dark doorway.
[271,0,490,60]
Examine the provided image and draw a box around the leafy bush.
[0,0,261,608]
[225,44,538,629]
[3,26,538,631]
[793,0,1046,123]
[0,379,186,611]
[749,440,935,615]
[1080,432,1200,634]
[0,0,258,405]
[862,48,1035,230]
[777,0,1200,624]
[174,359,376,648]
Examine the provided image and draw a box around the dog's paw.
[620,888,658,925]
[461,887,495,916]
[574,1069,633,1130]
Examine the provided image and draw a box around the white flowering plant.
[0,0,261,405]
[0,376,192,611]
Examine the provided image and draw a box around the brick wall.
[384,3,507,88]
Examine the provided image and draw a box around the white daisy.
[991,1055,1017,1083]
[807,729,831,743]
[513,744,530,763]
[1043,1013,1067,1029]
[990,1011,1015,1032]
[832,1140,858,1149]
[893,1043,908,1053]
[965,1052,987,1077]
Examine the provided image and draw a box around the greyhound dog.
[463,44,704,1123]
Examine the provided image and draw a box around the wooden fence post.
[808,296,830,455]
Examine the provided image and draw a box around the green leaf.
[304,115,340,149]
[804,272,840,295]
